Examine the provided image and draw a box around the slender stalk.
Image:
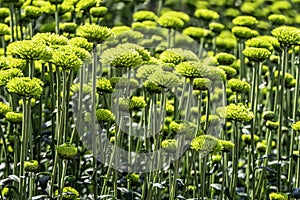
[230,120,239,200]
[55,4,59,34]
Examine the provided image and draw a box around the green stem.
[55,4,59,34]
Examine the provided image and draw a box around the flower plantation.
[0,0,300,199]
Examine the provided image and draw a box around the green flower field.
[0,0,300,199]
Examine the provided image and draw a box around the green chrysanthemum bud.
[256,141,266,153]
[157,15,184,29]
[7,40,52,61]
[170,121,197,139]
[232,16,258,27]
[215,53,236,65]
[61,22,77,34]
[77,24,113,43]
[193,78,211,91]
[243,47,271,62]
[204,67,226,81]
[217,66,237,79]
[200,114,220,125]
[194,8,219,21]
[292,121,300,131]
[245,37,274,52]
[191,135,223,154]
[118,96,147,112]
[228,78,251,93]
[57,143,78,159]
[175,61,207,78]
[96,78,113,93]
[76,0,96,11]
[269,192,288,200]
[286,79,296,89]
[143,80,163,94]
[268,14,288,25]
[163,11,190,24]
[101,48,142,68]
[5,111,22,124]
[90,6,107,18]
[212,154,222,164]
[183,27,208,40]
[209,22,224,34]
[0,57,8,69]
[132,21,157,29]
[117,43,151,62]
[148,71,181,88]
[96,108,114,123]
[6,77,43,98]
[241,134,259,145]
[50,47,82,71]
[0,68,23,87]
[161,139,178,153]
[136,64,163,79]
[219,140,234,152]
[0,8,10,19]
[216,36,236,50]
[258,36,280,51]
[160,48,199,65]
[263,111,275,120]
[111,26,131,35]
[0,102,12,118]
[69,37,93,52]
[271,26,300,47]
[24,6,42,19]
[32,32,68,47]
[232,26,259,40]
[266,120,279,130]
[55,186,80,200]
[113,77,138,90]
[24,160,39,172]
[217,103,254,122]
[225,8,240,18]
[133,10,157,22]
[0,23,10,36]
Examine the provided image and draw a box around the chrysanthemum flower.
[183,27,209,40]
[96,108,114,123]
[77,24,113,43]
[169,121,197,139]
[194,8,219,21]
[0,23,10,36]
[245,37,274,52]
[159,48,199,65]
[190,135,223,154]
[148,71,181,88]
[136,64,163,80]
[215,53,236,65]
[0,8,10,20]
[271,26,300,47]
[217,66,237,79]
[193,78,211,91]
[133,10,157,22]
[143,80,163,94]
[101,48,142,68]
[292,121,300,131]
[157,15,184,29]
[243,47,271,62]
[216,36,236,50]
[200,114,220,125]
[228,78,251,93]
[204,67,226,81]
[111,26,131,35]
[5,111,22,124]
[232,16,258,27]
[112,77,139,90]
[6,57,27,70]
[117,43,151,62]
[76,0,97,11]
[232,26,259,40]
[217,103,254,122]
[50,47,82,71]
[162,11,190,24]
[0,102,12,118]
[262,111,275,120]
[219,140,234,152]
[269,192,288,200]
[266,120,279,130]
[6,77,43,98]
[49,0,64,4]
[24,6,42,19]
[175,61,208,78]
[0,68,23,87]
[268,14,288,25]
[209,22,224,34]
[118,96,146,112]
[90,6,107,18]
[7,40,52,61]
[61,22,77,34]
[241,134,259,145]
[68,37,93,52]
[96,77,113,93]
[161,139,178,153]
[57,143,78,159]
[55,186,80,200]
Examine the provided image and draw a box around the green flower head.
[0,23,10,36]
[193,78,211,90]
[32,33,66,47]
[61,22,77,34]
[90,6,107,18]
[217,103,254,122]
[77,24,114,43]
[112,77,139,90]
[204,66,226,81]
[148,71,181,88]
[162,11,190,24]
[24,160,39,172]
[292,121,300,131]
[258,36,280,51]
[111,26,131,35]
[157,15,184,29]
[0,68,23,87]
[243,47,271,62]
[7,40,52,61]
[232,16,258,27]
[200,114,220,125]
[76,0,97,11]
[232,26,259,40]
[143,80,163,94]
[215,53,236,65]
[194,8,219,21]
[159,48,199,65]
[101,48,142,68]
[228,78,251,93]
[0,8,10,19]
[50,47,82,71]
[117,43,151,62]
[241,134,259,145]
[68,37,93,52]
[0,102,12,118]
[266,120,279,130]
[257,142,266,153]
[96,108,114,123]
[169,121,197,139]
[57,143,78,159]
[268,14,288,25]
[96,77,113,93]
[49,0,64,4]
[0,56,9,69]
[269,192,288,200]
[262,111,275,120]
[246,37,274,52]
[5,111,22,124]
[136,64,163,80]
[271,26,300,47]
[219,140,234,152]
[118,96,146,112]
[161,139,178,153]
[55,186,79,200]
[133,10,157,22]
[183,27,208,40]
[216,36,236,50]
[190,135,223,154]
[209,22,224,34]
[24,6,42,19]
[175,61,208,78]
[217,66,237,79]
[6,77,43,98]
